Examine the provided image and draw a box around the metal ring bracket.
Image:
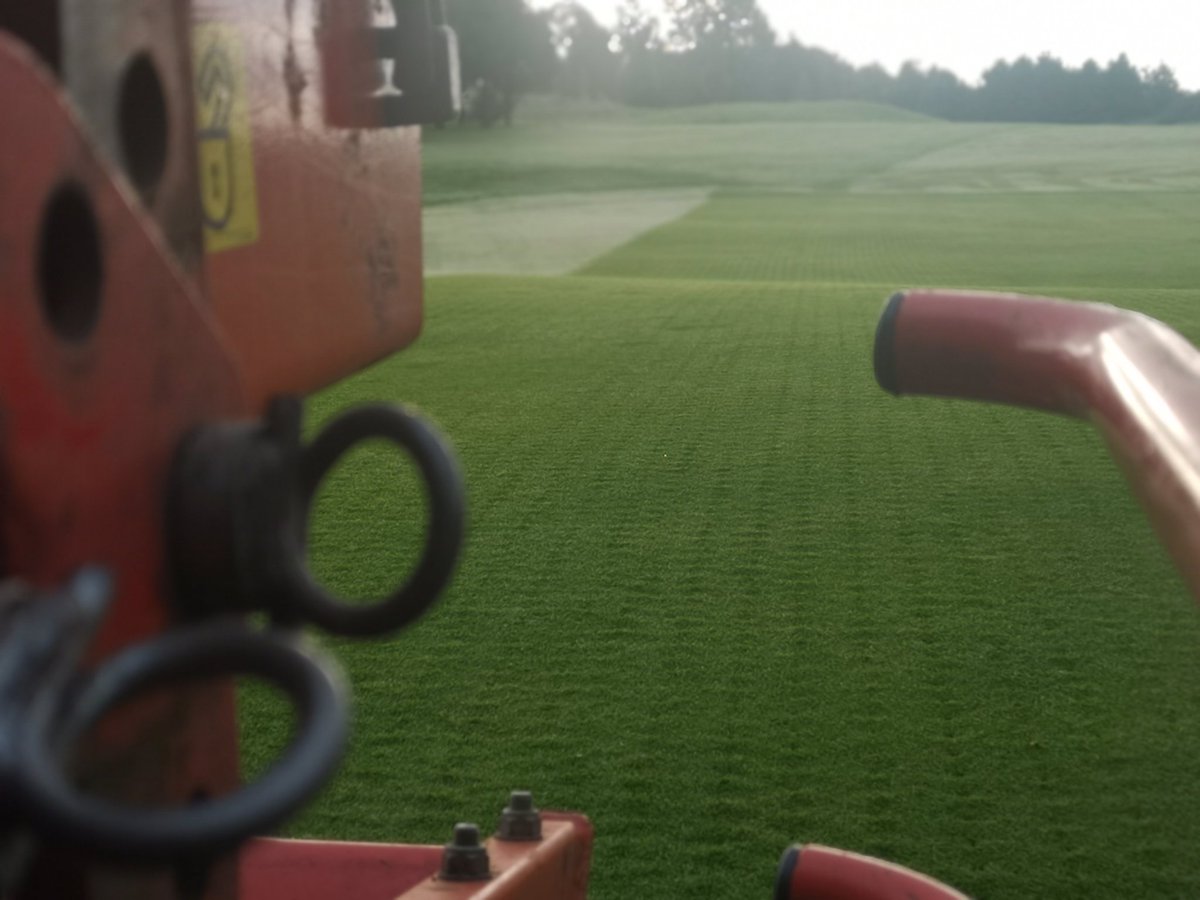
[16,624,348,862]
[283,403,466,638]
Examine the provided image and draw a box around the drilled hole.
[118,53,169,203]
[38,185,104,343]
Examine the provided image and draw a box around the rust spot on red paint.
[283,41,308,123]
[364,228,400,332]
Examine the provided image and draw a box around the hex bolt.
[496,790,542,842]
[439,823,491,882]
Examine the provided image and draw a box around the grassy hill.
[625,99,941,124]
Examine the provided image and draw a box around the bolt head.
[453,823,481,847]
[497,791,542,841]
[440,822,490,882]
[507,790,534,812]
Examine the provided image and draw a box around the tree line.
[444,0,1200,125]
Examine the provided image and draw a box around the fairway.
[244,104,1200,898]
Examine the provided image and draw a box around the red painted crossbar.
[240,814,592,900]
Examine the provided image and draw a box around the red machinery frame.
[0,2,583,898]
[241,814,594,900]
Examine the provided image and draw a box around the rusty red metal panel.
[0,34,245,681]
[777,845,969,900]
[240,839,443,899]
[193,0,425,410]
[875,289,1200,600]
[0,32,245,899]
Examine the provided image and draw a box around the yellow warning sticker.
[194,24,260,252]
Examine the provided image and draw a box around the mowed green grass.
[423,98,1200,205]
[421,100,988,205]
[243,105,1200,898]
[581,192,1200,291]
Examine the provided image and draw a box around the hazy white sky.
[531,0,1200,90]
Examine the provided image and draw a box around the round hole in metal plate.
[38,184,104,343]
[117,52,169,203]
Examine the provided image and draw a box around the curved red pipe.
[875,290,1200,599]
[776,845,969,900]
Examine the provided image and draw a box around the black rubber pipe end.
[873,291,906,396]
[774,845,800,900]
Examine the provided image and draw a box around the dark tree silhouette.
[442,0,1200,125]
[445,0,555,124]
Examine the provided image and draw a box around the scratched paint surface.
[195,0,423,407]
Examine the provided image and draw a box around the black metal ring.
[285,404,466,638]
[17,624,348,863]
